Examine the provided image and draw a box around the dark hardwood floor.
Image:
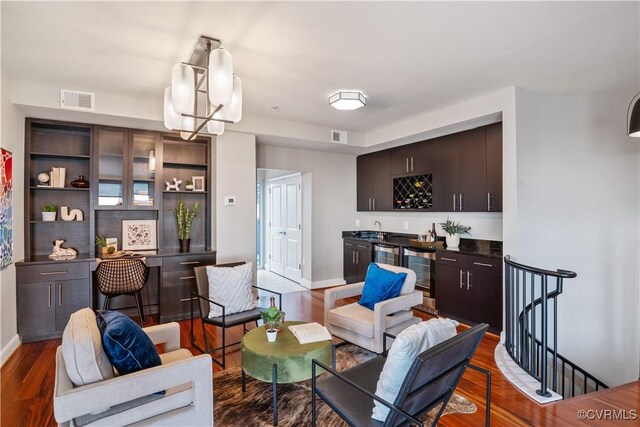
[1,289,637,426]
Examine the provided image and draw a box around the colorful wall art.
[1,148,13,268]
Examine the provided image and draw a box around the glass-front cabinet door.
[129,131,158,208]
[95,127,158,209]
[96,127,126,208]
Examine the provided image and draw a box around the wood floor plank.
[1,288,637,426]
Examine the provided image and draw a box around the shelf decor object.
[122,219,157,251]
[439,217,471,248]
[165,177,182,191]
[70,175,89,188]
[329,90,366,110]
[175,198,200,253]
[628,92,640,137]
[192,176,205,192]
[0,148,12,268]
[163,35,243,141]
[41,203,58,221]
[49,239,78,260]
[60,206,84,221]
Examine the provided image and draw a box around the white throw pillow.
[371,318,458,421]
[207,262,257,318]
[62,307,114,386]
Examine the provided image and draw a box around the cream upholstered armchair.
[53,309,213,426]
[324,263,422,354]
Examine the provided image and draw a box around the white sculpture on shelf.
[49,239,78,260]
[61,206,84,221]
[165,177,182,191]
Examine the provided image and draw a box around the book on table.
[288,322,332,344]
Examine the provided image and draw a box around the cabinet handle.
[48,284,52,307]
[352,251,355,264]
[467,271,471,290]
[452,194,457,211]
[441,257,458,262]
[459,194,464,211]
[487,193,492,212]
[459,270,464,288]
[180,297,198,302]
[40,271,67,276]
[368,198,372,211]
[180,261,200,265]
[356,251,360,264]
[58,283,62,306]
[372,198,376,211]
[406,157,409,172]
[410,156,414,172]
[473,261,494,268]
[180,275,195,280]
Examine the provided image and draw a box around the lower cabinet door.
[435,264,468,320]
[161,271,198,321]
[18,282,56,341]
[55,279,91,332]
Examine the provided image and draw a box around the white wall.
[257,144,356,287]
[0,69,25,364]
[515,88,640,387]
[215,132,257,280]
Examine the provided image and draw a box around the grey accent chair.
[311,323,491,427]
[324,263,422,353]
[190,262,282,368]
[54,322,213,426]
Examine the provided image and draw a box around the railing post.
[536,275,551,397]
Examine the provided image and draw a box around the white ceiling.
[2,1,639,134]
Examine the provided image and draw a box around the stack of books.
[50,167,66,187]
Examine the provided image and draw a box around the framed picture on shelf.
[122,219,157,250]
[192,176,205,192]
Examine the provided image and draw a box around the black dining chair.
[311,323,491,427]
[95,259,149,326]
[190,262,282,369]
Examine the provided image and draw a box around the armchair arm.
[54,347,212,424]
[324,282,365,326]
[311,358,423,427]
[191,291,226,319]
[143,322,180,352]
[373,291,422,326]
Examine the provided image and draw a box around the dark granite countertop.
[342,230,502,259]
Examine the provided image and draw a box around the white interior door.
[268,174,302,282]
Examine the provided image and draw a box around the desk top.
[16,249,217,265]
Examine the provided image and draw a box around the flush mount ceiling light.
[628,92,640,137]
[329,91,366,111]
[164,35,243,140]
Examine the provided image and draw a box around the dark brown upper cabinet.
[390,141,437,176]
[357,151,392,211]
[356,122,502,213]
[485,123,503,212]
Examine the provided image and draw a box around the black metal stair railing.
[504,256,608,399]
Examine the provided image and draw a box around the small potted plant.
[95,235,109,254]
[175,198,200,253]
[41,203,58,221]
[185,180,194,191]
[260,305,286,342]
[439,217,471,248]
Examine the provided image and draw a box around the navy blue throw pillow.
[358,263,408,310]
[96,310,161,375]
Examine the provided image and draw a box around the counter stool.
[96,259,149,326]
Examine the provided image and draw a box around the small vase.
[185,184,194,191]
[42,212,56,222]
[266,329,278,342]
[70,175,89,188]
[445,233,460,248]
[179,238,191,253]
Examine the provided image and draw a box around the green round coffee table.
[241,321,332,426]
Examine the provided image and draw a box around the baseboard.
[0,334,20,367]
[300,279,312,289]
[310,278,347,290]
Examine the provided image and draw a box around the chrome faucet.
[374,221,383,240]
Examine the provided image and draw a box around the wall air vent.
[60,89,95,111]
[331,129,348,144]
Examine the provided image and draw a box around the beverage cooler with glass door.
[402,247,437,314]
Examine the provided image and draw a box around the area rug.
[213,345,476,426]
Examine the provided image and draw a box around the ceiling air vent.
[331,129,348,144]
[60,89,95,111]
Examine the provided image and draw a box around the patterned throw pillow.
[206,262,257,318]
